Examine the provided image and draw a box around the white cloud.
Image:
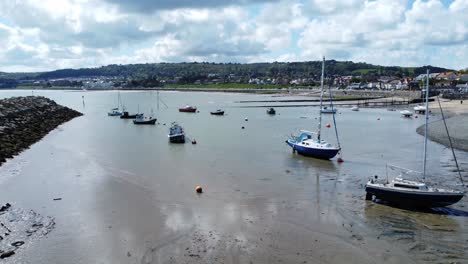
[0,0,467,72]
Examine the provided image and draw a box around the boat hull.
[210,111,224,115]
[169,134,185,143]
[286,140,340,160]
[133,119,156,125]
[179,108,197,113]
[365,185,464,208]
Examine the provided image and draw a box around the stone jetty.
[0,96,82,165]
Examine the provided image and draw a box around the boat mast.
[317,56,325,142]
[422,69,430,182]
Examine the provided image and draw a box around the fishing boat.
[366,70,465,208]
[133,114,156,125]
[210,109,225,115]
[108,91,122,116]
[285,57,341,160]
[168,122,185,143]
[179,105,197,113]
[321,106,337,114]
[351,106,359,111]
[266,108,276,115]
[400,110,413,117]
[414,105,426,114]
[120,111,138,119]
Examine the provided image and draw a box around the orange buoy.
[337,157,344,163]
[326,123,331,128]
[195,186,203,193]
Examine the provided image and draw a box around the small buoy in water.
[377,118,380,121]
[326,123,331,128]
[197,110,200,113]
[192,139,197,144]
[241,126,245,129]
[337,157,344,163]
[245,117,248,121]
[195,185,203,193]
[415,115,418,118]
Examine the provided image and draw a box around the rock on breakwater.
[0,96,82,165]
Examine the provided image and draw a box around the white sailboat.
[366,69,464,208]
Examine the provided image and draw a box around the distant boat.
[266,108,276,115]
[366,70,464,208]
[414,105,426,114]
[120,111,138,119]
[108,91,122,116]
[133,114,156,125]
[179,105,197,113]
[387,108,396,111]
[210,109,225,115]
[400,110,413,117]
[286,57,341,160]
[351,106,359,111]
[168,122,185,143]
[321,106,337,114]
[108,108,122,116]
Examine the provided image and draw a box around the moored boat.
[286,57,342,160]
[321,106,337,114]
[366,70,465,208]
[266,108,276,115]
[179,105,197,113]
[168,122,185,143]
[108,108,122,116]
[210,109,225,115]
[133,114,156,125]
[351,106,359,111]
[400,110,413,117]
[120,111,138,119]
[414,105,426,114]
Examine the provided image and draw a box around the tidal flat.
[0,90,467,263]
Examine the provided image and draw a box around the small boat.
[351,106,359,111]
[365,176,464,207]
[387,108,396,111]
[321,106,337,114]
[108,92,122,116]
[168,122,185,143]
[414,105,426,114]
[286,57,342,160]
[179,105,197,113]
[366,70,465,208]
[266,108,276,115]
[133,114,156,125]
[120,111,138,119]
[286,130,341,160]
[210,109,225,115]
[108,108,122,116]
[400,110,413,117]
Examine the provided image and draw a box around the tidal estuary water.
[0,90,467,263]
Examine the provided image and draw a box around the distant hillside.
[2,61,453,81]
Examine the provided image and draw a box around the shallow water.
[0,90,467,263]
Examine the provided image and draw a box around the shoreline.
[416,100,468,152]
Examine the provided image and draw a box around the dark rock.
[0,250,15,259]
[0,96,82,166]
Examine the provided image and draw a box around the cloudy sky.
[0,0,467,72]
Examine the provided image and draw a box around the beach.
[0,90,467,263]
[416,99,468,152]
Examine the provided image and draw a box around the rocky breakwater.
[0,96,82,165]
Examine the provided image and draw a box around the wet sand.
[416,100,468,151]
[0,90,467,263]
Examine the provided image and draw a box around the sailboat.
[365,70,464,208]
[108,91,122,116]
[285,57,341,160]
